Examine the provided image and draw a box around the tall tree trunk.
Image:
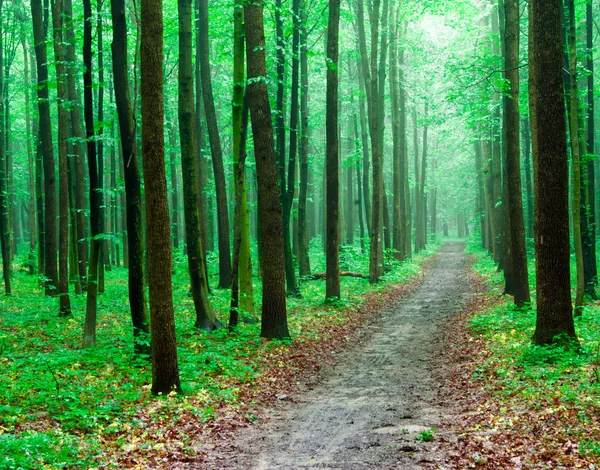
[110,0,150,355]
[83,0,101,347]
[198,0,232,289]
[356,58,371,235]
[194,0,210,288]
[31,45,44,276]
[52,0,72,316]
[298,0,311,276]
[413,108,421,252]
[357,0,383,283]
[503,0,530,307]
[326,0,341,300]
[31,0,55,297]
[566,0,584,314]
[420,101,428,250]
[141,0,182,393]
[582,0,598,297]
[97,1,107,292]
[390,12,403,260]
[178,0,218,330]
[0,0,10,292]
[244,0,290,340]
[64,0,88,290]
[231,0,255,315]
[529,0,577,345]
[21,34,36,275]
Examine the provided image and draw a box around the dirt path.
[219,242,470,469]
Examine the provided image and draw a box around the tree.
[83,0,101,347]
[177,0,217,330]
[502,0,530,307]
[244,0,290,340]
[198,0,232,289]
[110,0,150,355]
[231,0,255,316]
[51,0,71,316]
[141,0,182,393]
[325,0,341,300]
[566,0,584,314]
[31,0,56,297]
[528,0,577,345]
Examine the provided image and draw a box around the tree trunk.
[503,0,530,307]
[522,115,534,239]
[110,0,150,355]
[31,0,56,297]
[326,0,341,300]
[529,0,577,345]
[298,0,311,276]
[178,0,218,330]
[566,0,584,314]
[141,0,182,393]
[244,0,290,340]
[52,0,72,316]
[168,123,180,251]
[198,0,231,289]
[390,12,403,260]
[83,0,101,347]
[64,0,88,290]
[231,0,255,315]
[582,1,598,297]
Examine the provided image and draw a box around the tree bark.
[297,0,311,276]
[110,0,150,355]
[31,0,56,297]
[244,0,290,340]
[529,0,577,345]
[231,0,255,315]
[566,0,584,314]
[178,0,218,330]
[326,0,341,300]
[83,0,101,347]
[503,0,530,307]
[51,0,72,316]
[198,0,232,289]
[141,0,182,393]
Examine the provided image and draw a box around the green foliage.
[415,428,435,442]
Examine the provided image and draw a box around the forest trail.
[217,242,470,469]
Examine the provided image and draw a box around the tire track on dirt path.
[219,242,470,469]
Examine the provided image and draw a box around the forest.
[1,0,600,467]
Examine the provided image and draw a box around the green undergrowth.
[465,237,600,458]
[0,239,441,468]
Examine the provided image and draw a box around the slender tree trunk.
[64,0,88,290]
[356,58,371,235]
[198,0,232,289]
[231,0,255,315]
[31,0,56,297]
[420,102,428,250]
[529,0,577,345]
[298,0,311,276]
[111,0,150,355]
[52,0,72,316]
[326,0,341,300]
[97,2,107,292]
[244,0,290,340]
[390,13,403,260]
[83,0,101,347]
[141,0,182,393]
[21,35,36,275]
[582,0,598,297]
[566,0,584,314]
[178,0,218,330]
[0,0,10,293]
[503,0,530,307]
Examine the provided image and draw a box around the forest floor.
[206,242,475,469]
